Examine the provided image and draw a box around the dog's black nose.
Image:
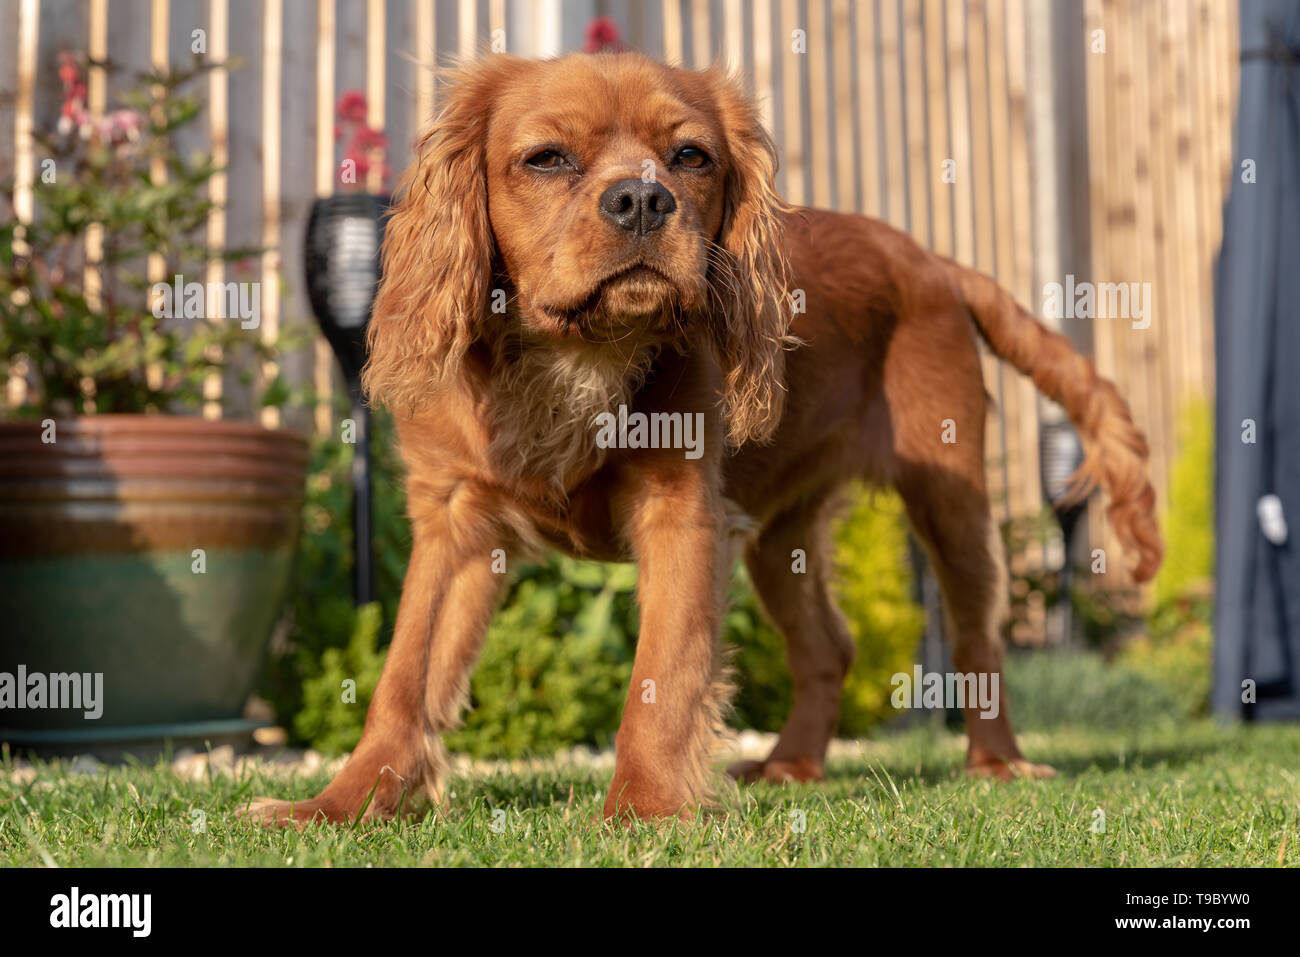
[598,178,677,236]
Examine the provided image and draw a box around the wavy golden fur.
[244,52,1162,827]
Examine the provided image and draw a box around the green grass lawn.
[3,720,1298,867]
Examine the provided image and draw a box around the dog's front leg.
[605,464,730,822]
[243,482,505,826]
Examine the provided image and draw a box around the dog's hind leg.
[874,289,1054,781]
[894,462,1055,781]
[728,494,857,784]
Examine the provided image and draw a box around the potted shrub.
[0,54,308,755]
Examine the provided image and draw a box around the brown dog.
[243,53,1162,825]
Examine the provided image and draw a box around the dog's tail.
[943,258,1164,583]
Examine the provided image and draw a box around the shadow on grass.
[811,730,1228,788]
[1029,739,1225,777]
[459,766,604,808]
[299,725,1235,815]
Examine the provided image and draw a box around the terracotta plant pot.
[0,415,308,755]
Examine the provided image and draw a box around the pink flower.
[584,16,624,53]
[336,89,368,123]
[100,108,144,144]
[57,51,80,90]
[56,53,89,135]
[353,126,388,153]
[334,89,390,191]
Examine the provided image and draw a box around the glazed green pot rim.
[1,718,270,745]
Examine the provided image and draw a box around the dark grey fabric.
[1213,0,1300,720]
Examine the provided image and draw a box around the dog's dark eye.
[525,149,568,170]
[673,146,711,169]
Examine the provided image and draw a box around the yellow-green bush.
[1118,401,1214,714]
[1153,401,1215,608]
[444,560,636,757]
[292,602,386,753]
[1118,604,1212,716]
[832,489,926,734]
[728,486,924,737]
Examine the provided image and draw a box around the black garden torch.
[304,192,388,606]
[1039,417,1088,647]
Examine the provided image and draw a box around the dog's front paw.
[602,778,698,825]
[965,758,1057,782]
[726,757,824,784]
[237,796,342,828]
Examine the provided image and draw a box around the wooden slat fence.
[1,0,1239,589]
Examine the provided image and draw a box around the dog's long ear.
[363,58,515,412]
[708,71,793,447]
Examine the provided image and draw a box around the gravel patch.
[4,727,888,786]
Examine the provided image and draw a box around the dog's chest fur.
[486,342,656,489]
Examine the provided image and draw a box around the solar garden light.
[1039,417,1088,646]
[304,193,388,606]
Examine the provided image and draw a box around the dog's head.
[364,53,791,446]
